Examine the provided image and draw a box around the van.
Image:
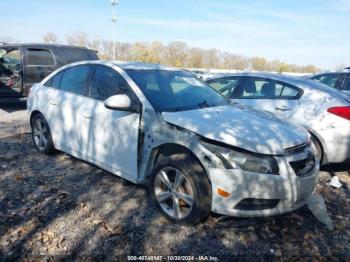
[0,43,98,102]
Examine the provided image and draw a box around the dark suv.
[0,43,98,102]
[310,70,350,95]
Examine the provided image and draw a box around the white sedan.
[207,73,350,165]
[27,61,318,224]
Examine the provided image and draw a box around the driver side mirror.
[104,94,139,112]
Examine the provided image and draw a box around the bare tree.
[164,41,188,67]
[187,47,205,68]
[66,32,89,47]
[39,31,320,72]
[251,57,268,71]
[222,53,249,70]
[43,32,58,44]
[204,49,220,68]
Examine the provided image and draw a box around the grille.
[234,198,279,210]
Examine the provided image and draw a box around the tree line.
[12,32,321,73]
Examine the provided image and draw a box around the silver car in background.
[207,72,350,165]
[309,69,350,96]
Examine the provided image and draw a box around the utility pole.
[111,0,119,60]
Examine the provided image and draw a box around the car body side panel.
[79,97,140,181]
[231,98,300,119]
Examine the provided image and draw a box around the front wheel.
[311,135,323,163]
[150,154,212,225]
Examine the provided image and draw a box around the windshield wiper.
[197,100,209,108]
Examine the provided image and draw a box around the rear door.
[23,47,57,95]
[54,64,92,155]
[39,70,64,145]
[230,76,301,118]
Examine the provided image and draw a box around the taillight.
[327,106,350,120]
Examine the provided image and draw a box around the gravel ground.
[0,104,349,260]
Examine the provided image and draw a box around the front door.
[81,65,141,181]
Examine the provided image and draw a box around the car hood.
[162,105,309,155]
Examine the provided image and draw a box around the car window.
[207,77,239,97]
[280,84,299,97]
[313,74,339,88]
[89,65,132,101]
[44,71,63,89]
[342,76,350,90]
[239,77,300,99]
[311,75,323,81]
[240,78,276,98]
[0,48,21,73]
[57,48,98,64]
[27,48,55,66]
[60,65,90,95]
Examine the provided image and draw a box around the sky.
[1,0,349,69]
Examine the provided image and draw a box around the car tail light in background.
[327,106,350,120]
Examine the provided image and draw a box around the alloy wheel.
[154,167,194,219]
[33,118,48,150]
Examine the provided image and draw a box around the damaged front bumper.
[208,156,319,217]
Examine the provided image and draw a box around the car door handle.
[50,100,57,105]
[82,113,93,119]
[275,106,291,111]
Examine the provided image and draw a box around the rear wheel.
[150,154,211,225]
[31,114,55,154]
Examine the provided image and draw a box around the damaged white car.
[27,61,319,225]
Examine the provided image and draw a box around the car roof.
[208,72,304,85]
[311,70,350,77]
[208,71,350,101]
[0,43,95,51]
[113,61,179,71]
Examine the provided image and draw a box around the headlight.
[202,141,279,174]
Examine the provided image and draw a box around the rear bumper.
[208,157,319,217]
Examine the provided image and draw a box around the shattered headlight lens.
[202,141,279,174]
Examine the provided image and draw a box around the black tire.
[31,113,55,155]
[150,153,212,225]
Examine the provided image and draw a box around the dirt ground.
[0,103,349,261]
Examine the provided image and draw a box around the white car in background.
[309,70,350,96]
[189,70,216,80]
[28,61,318,224]
[207,73,350,165]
